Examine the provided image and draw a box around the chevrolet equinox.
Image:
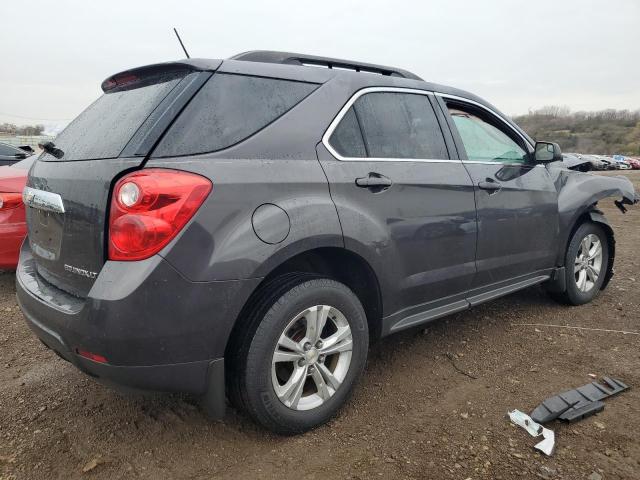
[17,51,636,434]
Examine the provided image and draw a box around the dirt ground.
[1,171,639,480]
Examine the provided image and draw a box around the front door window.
[449,109,527,164]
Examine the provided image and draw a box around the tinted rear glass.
[154,73,318,157]
[353,92,448,159]
[41,72,185,161]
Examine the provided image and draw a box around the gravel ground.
[1,171,639,480]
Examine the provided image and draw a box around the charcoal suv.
[16,51,636,434]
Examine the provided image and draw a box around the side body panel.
[147,156,343,281]
[435,95,560,288]
[313,83,478,331]
[461,163,559,286]
[317,144,477,329]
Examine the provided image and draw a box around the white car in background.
[612,155,632,170]
[579,154,611,170]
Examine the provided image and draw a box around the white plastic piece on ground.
[508,409,555,456]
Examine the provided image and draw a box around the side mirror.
[534,141,562,163]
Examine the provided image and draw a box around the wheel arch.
[558,208,615,291]
[224,246,384,361]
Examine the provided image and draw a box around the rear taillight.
[108,169,212,261]
[0,193,22,211]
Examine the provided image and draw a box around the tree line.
[513,107,640,156]
[0,123,46,136]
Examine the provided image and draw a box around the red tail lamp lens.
[108,169,212,261]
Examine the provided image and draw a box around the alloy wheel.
[574,233,603,292]
[271,305,353,411]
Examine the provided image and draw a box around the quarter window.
[155,74,317,157]
[448,108,527,164]
[328,92,448,160]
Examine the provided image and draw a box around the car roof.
[107,52,489,104]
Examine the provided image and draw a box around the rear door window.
[353,92,448,159]
[154,74,318,157]
[42,72,187,161]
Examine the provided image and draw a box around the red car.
[626,157,640,170]
[0,157,33,270]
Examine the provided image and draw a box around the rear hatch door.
[25,62,216,297]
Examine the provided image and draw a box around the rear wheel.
[228,275,368,434]
[551,222,609,305]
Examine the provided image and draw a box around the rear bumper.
[21,304,222,394]
[16,241,261,398]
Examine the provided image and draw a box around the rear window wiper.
[38,141,65,159]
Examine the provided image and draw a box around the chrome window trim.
[322,87,538,167]
[322,87,460,163]
[463,160,545,168]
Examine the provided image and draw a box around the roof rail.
[230,50,423,81]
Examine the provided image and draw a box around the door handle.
[478,178,502,193]
[355,173,393,191]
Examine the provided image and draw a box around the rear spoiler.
[101,59,222,92]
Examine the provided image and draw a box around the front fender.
[554,169,636,266]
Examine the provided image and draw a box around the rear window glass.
[154,74,318,157]
[42,72,185,161]
[354,92,448,159]
[329,107,367,158]
[0,143,20,156]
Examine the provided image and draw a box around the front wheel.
[229,276,369,434]
[551,222,609,305]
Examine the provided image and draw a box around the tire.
[551,222,609,305]
[228,275,368,434]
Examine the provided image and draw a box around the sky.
[2,0,639,133]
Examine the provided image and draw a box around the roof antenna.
[173,28,190,58]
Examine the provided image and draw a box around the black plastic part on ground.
[530,377,629,423]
